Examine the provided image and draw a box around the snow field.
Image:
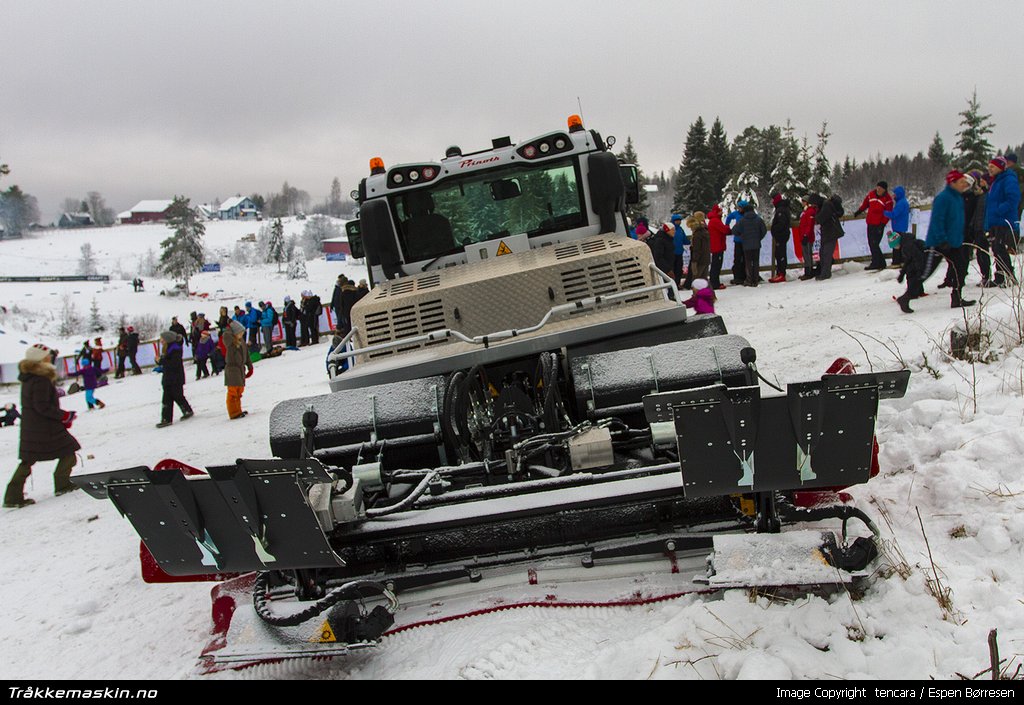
[1,223,1023,679]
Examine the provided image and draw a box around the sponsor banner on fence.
[325,253,347,262]
[201,263,222,272]
[0,275,110,283]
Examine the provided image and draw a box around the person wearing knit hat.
[854,181,894,271]
[4,344,81,508]
[768,195,792,283]
[155,331,194,428]
[984,154,1021,286]
[669,213,690,288]
[224,318,254,420]
[684,211,710,282]
[916,171,975,311]
[682,278,716,315]
[706,205,730,290]
[281,295,300,349]
[125,326,142,375]
[193,329,215,380]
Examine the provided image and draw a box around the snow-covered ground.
[1,224,1022,680]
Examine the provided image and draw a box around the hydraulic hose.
[365,468,443,517]
[253,573,398,627]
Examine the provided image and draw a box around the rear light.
[409,170,420,181]
[523,145,537,158]
[423,167,436,179]
[393,172,404,184]
[554,137,567,149]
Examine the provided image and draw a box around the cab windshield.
[389,157,585,262]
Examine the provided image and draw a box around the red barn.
[120,200,173,224]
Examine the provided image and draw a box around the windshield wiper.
[419,246,465,272]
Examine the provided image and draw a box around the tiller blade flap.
[74,458,344,575]
[644,370,909,498]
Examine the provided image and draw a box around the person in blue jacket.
[984,156,1021,287]
[670,214,691,287]
[260,302,276,354]
[728,200,746,285]
[922,170,975,308]
[883,185,911,267]
[243,301,261,352]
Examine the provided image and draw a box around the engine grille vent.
[363,299,447,357]
[560,257,649,312]
[375,272,444,298]
[554,238,616,261]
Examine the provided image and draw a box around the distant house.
[58,212,94,228]
[120,200,174,224]
[196,203,216,220]
[321,236,351,257]
[218,196,260,220]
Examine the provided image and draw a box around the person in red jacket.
[798,196,818,280]
[854,181,894,271]
[706,205,730,290]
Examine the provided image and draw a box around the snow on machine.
[76,116,908,673]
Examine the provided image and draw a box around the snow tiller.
[75,117,909,672]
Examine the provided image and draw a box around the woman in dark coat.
[814,194,845,280]
[156,331,194,428]
[685,212,711,280]
[4,344,81,508]
[647,223,676,277]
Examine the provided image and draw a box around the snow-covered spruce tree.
[770,120,808,205]
[287,256,308,280]
[159,196,205,294]
[89,297,103,333]
[616,136,649,221]
[954,90,995,170]
[720,172,760,214]
[928,131,950,167]
[58,294,81,337]
[78,242,98,276]
[672,117,712,213]
[808,122,832,194]
[706,117,732,208]
[266,218,285,271]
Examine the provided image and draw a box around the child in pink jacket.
[683,278,716,314]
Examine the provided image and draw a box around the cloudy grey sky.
[3,0,1022,221]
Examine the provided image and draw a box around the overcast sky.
[3,0,1022,221]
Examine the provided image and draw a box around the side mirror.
[489,178,522,201]
[345,220,365,259]
[620,164,640,205]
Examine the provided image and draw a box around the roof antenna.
[577,96,590,146]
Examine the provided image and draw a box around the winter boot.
[181,410,194,420]
[156,420,172,428]
[3,498,35,509]
[895,294,914,314]
[951,293,976,308]
[95,400,105,409]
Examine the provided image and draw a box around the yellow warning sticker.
[314,619,337,643]
[495,241,513,256]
